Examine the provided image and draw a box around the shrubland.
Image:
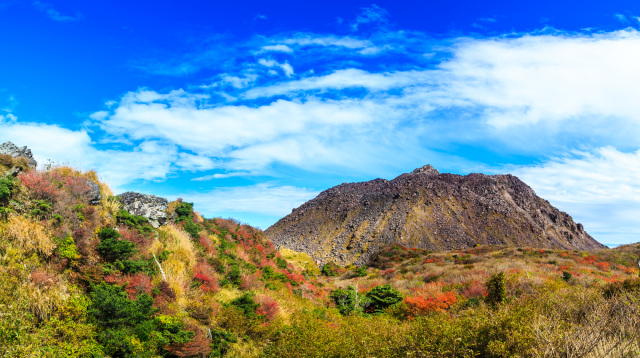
[1,157,640,357]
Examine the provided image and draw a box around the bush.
[116,209,153,235]
[322,262,341,277]
[0,176,15,201]
[230,293,259,318]
[365,284,403,314]
[353,266,368,277]
[485,272,506,307]
[89,282,193,357]
[561,271,572,282]
[97,227,136,262]
[330,286,371,315]
[56,234,80,263]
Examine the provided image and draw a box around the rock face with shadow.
[266,165,605,266]
[116,192,168,228]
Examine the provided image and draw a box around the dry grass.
[159,224,197,307]
[3,214,55,256]
[279,247,320,275]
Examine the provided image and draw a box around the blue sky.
[1,1,640,245]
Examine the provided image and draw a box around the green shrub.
[89,282,155,328]
[353,266,367,277]
[561,271,572,282]
[225,265,242,286]
[182,219,201,238]
[330,286,371,315]
[365,284,403,314]
[56,234,80,262]
[89,283,192,357]
[485,272,506,307]
[174,202,194,222]
[209,328,237,357]
[0,176,15,202]
[97,227,136,262]
[30,199,52,219]
[116,209,153,235]
[322,262,341,277]
[230,293,259,318]
[276,257,288,269]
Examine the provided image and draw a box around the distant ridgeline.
[266,165,605,266]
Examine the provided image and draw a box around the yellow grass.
[159,224,197,307]
[3,215,55,256]
[279,248,320,275]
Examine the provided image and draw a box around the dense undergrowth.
[1,156,640,357]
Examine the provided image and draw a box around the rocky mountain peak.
[412,164,439,175]
[266,167,604,266]
[0,141,37,168]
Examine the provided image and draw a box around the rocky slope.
[266,165,605,265]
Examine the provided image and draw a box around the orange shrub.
[595,261,610,271]
[404,291,457,317]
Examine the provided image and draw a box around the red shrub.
[118,225,150,247]
[404,291,457,317]
[595,261,610,271]
[18,170,60,201]
[284,271,305,286]
[31,269,57,287]
[199,235,216,254]
[193,262,219,293]
[166,325,211,357]
[460,281,487,299]
[256,294,280,322]
[558,265,570,271]
[125,272,152,298]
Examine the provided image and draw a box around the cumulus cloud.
[512,147,640,244]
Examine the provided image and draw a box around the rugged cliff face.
[266,165,605,266]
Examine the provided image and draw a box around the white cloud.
[260,44,294,53]
[244,68,433,98]
[192,172,250,181]
[350,4,389,31]
[258,58,294,77]
[179,183,319,217]
[512,147,640,243]
[281,35,373,49]
[33,1,82,22]
[438,30,640,131]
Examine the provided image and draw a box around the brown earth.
[265,165,605,266]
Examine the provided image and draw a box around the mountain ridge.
[266,165,605,265]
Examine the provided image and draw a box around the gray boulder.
[85,180,102,205]
[0,142,37,168]
[116,192,168,228]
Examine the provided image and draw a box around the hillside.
[266,165,604,266]
[2,143,640,358]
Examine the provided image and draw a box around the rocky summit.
[116,191,168,228]
[266,165,605,266]
[0,141,38,168]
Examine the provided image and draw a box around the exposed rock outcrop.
[0,141,37,169]
[266,166,605,266]
[116,192,168,228]
[84,180,102,205]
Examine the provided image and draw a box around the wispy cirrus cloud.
[33,1,82,22]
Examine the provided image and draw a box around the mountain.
[266,165,605,265]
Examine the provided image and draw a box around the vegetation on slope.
[1,158,640,357]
